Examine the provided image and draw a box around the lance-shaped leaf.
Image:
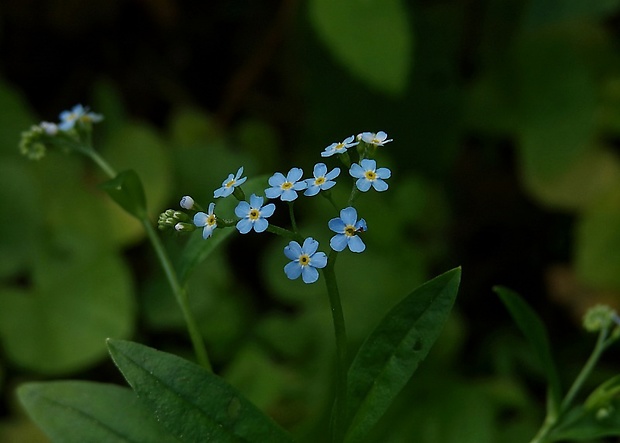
[107,339,293,443]
[17,381,178,443]
[494,286,562,416]
[344,267,461,443]
[100,169,147,219]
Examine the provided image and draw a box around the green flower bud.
[583,305,617,332]
[173,211,189,222]
[19,125,47,160]
[174,222,195,233]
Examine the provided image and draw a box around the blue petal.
[280,189,298,201]
[321,181,336,191]
[328,217,346,233]
[343,135,356,144]
[234,201,250,217]
[376,167,391,179]
[301,266,319,284]
[304,185,320,196]
[349,163,364,178]
[360,158,376,170]
[193,212,208,227]
[265,187,282,199]
[261,203,276,218]
[310,251,328,268]
[348,235,366,253]
[203,225,215,239]
[356,218,368,232]
[268,172,286,186]
[253,218,269,233]
[325,167,341,180]
[302,237,319,255]
[284,261,302,280]
[284,241,302,260]
[222,173,235,186]
[287,167,304,182]
[235,166,244,179]
[236,218,252,234]
[372,179,389,192]
[207,202,215,214]
[356,178,372,192]
[330,234,348,252]
[313,163,327,177]
[236,176,248,186]
[293,181,308,191]
[340,207,358,225]
[249,194,264,208]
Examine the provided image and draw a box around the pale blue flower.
[321,135,358,157]
[193,203,217,239]
[359,131,393,147]
[58,104,102,130]
[234,194,275,234]
[284,237,328,284]
[328,207,367,253]
[265,167,307,201]
[349,159,391,192]
[214,167,247,198]
[304,163,340,196]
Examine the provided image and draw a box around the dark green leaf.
[100,169,147,219]
[107,339,293,443]
[494,286,562,415]
[18,381,178,443]
[308,0,413,96]
[344,267,461,443]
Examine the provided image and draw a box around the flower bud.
[174,222,195,232]
[180,195,194,209]
[583,305,617,332]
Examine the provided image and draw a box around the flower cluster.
[161,130,393,284]
[19,104,104,161]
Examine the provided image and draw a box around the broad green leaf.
[177,174,270,283]
[0,253,134,374]
[100,169,147,219]
[344,267,461,443]
[0,77,36,157]
[18,381,178,443]
[309,0,413,96]
[494,286,562,415]
[107,339,293,443]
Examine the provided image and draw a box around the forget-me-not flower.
[358,131,393,147]
[235,194,275,234]
[214,167,247,198]
[349,159,391,192]
[321,135,358,157]
[284,237,328,284]
[304,163,340,196]
[328,207,367,253]
[193,203,218,239]
[59,104,103,130]
[265,167,307,201]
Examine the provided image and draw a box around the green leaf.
[107,339,293,443]
[550,400,620,441]
[494,286,563,416]
[100,169,147,219]
[344,267,461,443]
[309,0,413,96]
[18,381,178,443]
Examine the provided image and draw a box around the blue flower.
[304,163,340,196]
[234,194,276,234]
[284,237,328,284]
[214,167,247,198]
[349,159,391,192]
[321,135,359,157]
[359,131,393,147]
[58,104,102,130]
[193,203,218,239]
[328,207,367,253]
[265,167,307,201]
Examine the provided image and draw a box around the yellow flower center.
[249,209,260,220]
[335,143,345,151]
[344,225,356,237]
[281,181,293,190]
[299,254,310,266]
[225,179,236,188]
[207,214,217,226]
[364,170,377,181]
[315,177,326,186]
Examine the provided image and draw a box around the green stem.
[323,251,348,442]
[142,219,212,371]
[288,201,298,233]
[267,224,301,241]
[82,146,212,371]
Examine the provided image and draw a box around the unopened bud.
[180,195,194,209]
[174,222,195,232]
[584,305,617,332]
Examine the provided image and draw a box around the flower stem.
[288,201,298,233]
[323,250,348,442]
[82,145,212,371]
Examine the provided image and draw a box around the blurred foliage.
[1,0,620,441]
